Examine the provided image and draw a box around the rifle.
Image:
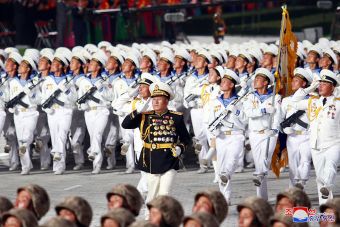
[42,75,76,109]
[5,79,43,109]
[208,90,252,133]
[184,94,199,103]
[76,86,100,104]
[280,110,308,129]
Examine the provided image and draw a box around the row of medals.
[152,124,176,142]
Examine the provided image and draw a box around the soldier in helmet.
[319,198,340,226]
[40,217,77,227]
[55,196,93,227]
[237,196,274,227]
[192,189,228,224]
[146,195,184,227]
[1,208,39,227]
[275,187,311,214]
[15,184,50,221]
[106,184,143,216]
[0,196,13,216]
[183,212,219,227]
[100,208,135,227]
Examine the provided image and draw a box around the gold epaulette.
[169,110,183,115]
[310,96,319,99]
[142,111,154,115]
[335,97,340,101]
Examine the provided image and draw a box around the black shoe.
[320,187,329,199]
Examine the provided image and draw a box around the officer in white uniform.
[41,52,77,175]
[3,52,22,171]
[183,50,211,173]
[102,49,124,170]
[292,69,340,205]
[9,55,41,175]
[112,53,140,174]
[35,51,53,170]
[206,68,247,203]
[281,67,313,189]
[243,68,281,200]
[68,51,87,171]
[78,51,111,174]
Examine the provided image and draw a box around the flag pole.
[265,4,287,163]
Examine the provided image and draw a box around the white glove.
[8,108,14,113]
[303,80,319,95]
[23,86,31,95]
[188,100,197,108]
[283,127,294,135]
[240,80,247,89]
[265,129,278,137]
[59,82,71,92]
[136,99,151,113]
[174,146,181,157]
[44,108,54,114]
[79,103,89,111]
[264,106,276,114]
[128,86,139,98]
[94,80,104,91]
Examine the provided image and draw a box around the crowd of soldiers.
[0,183,339,227]
[0,37,339,210]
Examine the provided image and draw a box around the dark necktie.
[323,98,327,106]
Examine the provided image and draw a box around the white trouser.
[35,110,51,168]
[287,134,311,187]
[190,108,208,163]
[137,170,148,196]
[3,112,19,167]
[146,169,177,204]
[47,108,73,172]
[216,134,245,202]
[311,144,340,205]
[14,110,39,172]
[0,110,6,136]
[103,112,119,167]
[249,132,278,200]
[70,109,86,165]
[118,116,135,169]
[85,108,109,170]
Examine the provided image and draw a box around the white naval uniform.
[293,92,340,205]
[281,95,311,188]
[102,73,121,169]
[78,75,111,172]
[183,71,209,163]
[243,90,281,200]
[112,74,139,170]
[34,74,51,170]
[0,76,19,169]
[9,77,41,173]
[41,75,77,173]
[69,74,87,167]
[206,94,247,202]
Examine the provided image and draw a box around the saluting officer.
[122,81,191,209]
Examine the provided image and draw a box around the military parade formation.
[0,37,339,226]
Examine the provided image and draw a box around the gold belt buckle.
[295,130,302,135]
[151,144,157,149]
[258,130,265,134]
[91,107,97,110]
[224,131,231,135]
[20,108,27,112]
